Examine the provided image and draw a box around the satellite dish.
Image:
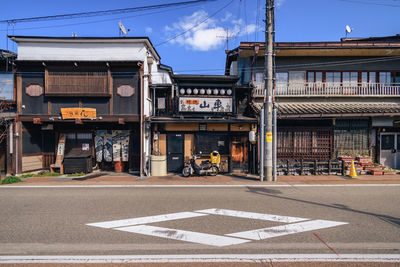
[119,21,130,37]
[345,25,353,38]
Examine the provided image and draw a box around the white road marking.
[0,254,399,263]
[115,225,250,247]
[2,184,400,188]
[196,208,308,223]
[86,212,207,229]
[227,219,348,240]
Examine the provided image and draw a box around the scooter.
[182,152,219,177]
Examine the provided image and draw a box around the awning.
[252,101,400,118]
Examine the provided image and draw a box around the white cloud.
[276,0,286,8]
[164,10,261,51]
[145,27,153,34]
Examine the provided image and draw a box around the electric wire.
[0,5,196,32]
[154,0,235,47]
[0,0,216,24]
[337,0,400,7]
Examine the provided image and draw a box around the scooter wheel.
[182,166,191,177]
[210,166,218,176]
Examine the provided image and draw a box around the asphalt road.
[0,185,399,264]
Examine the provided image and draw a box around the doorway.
[167,133,184,172]
[380,133,400,169]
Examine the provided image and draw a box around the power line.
[0,5,194,32]
[0,0,215,24]
[337,0,400,7]
[154,0,235,47]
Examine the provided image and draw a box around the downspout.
[139,62,144,178]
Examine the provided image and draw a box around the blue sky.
[1,0,399,74]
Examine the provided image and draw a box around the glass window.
[276,72,288,92]
[254,72,263,83]
[343,72,358,86]
[362,72,368,84]
[381,135,394,150]
[289,71,305,84]
[326,72,341,85]
[308,72,314,83]
[316,72,322,83]
[369,72,376,83]
[379,72,392,84]
[276,72,288,83]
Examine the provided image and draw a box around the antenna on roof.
[345,25,353,38]
[119,21,130,37]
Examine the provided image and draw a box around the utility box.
[151,155,167,176]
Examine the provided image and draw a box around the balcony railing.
[252,82,400,97]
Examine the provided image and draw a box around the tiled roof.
[252,101,400,117]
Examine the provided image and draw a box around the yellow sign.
[61,108,96,119]
[266,132,273,143]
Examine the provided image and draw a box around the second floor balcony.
[252,82,400,97]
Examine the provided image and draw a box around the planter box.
[356,156,372,164]
[339,157,355,163]
[384,171,397,175]
[371,170,384,175]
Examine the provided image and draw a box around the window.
[334,120,369,157]
[254,72,263,84]
[308,72,314,83]
[342,72,358,87]
[65,132,93,157]
[326,72,341,86]
[195,133,229,155]
[379,72,392,85]
[307,72,322,84]
[289,71,305,84]
[276,72,288,93]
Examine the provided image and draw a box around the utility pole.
[264,0,274,181]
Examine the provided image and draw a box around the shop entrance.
[231,136,248,173]
[167,133,184,172]
[380,133,400,169]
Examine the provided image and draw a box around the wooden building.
[0,49,16,176]
[150,75,258,175]
[9,36,170,175]
[225,35,400,172]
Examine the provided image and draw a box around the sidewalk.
[3,172,400,186]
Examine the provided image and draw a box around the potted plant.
[384,168,397,175]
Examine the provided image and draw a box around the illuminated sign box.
[179,97,232,113]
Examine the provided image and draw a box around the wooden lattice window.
[26,84,44,97]
[277,127,332,160]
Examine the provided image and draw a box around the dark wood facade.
[151,75,258,174]
[15,61,142,174]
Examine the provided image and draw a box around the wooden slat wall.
[46,72,109,95]
[22,155,43,172]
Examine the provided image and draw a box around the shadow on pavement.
[246,186,400,227]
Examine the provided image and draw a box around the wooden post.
[108,68,113,115]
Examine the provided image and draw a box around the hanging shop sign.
[179,97,232,113]
[61,108,97,119]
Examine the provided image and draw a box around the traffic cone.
[349,160,358,178]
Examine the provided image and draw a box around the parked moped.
[182,151,219,177]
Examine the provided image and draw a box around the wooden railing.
[252,82,400,97]
[45,72,110,96]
